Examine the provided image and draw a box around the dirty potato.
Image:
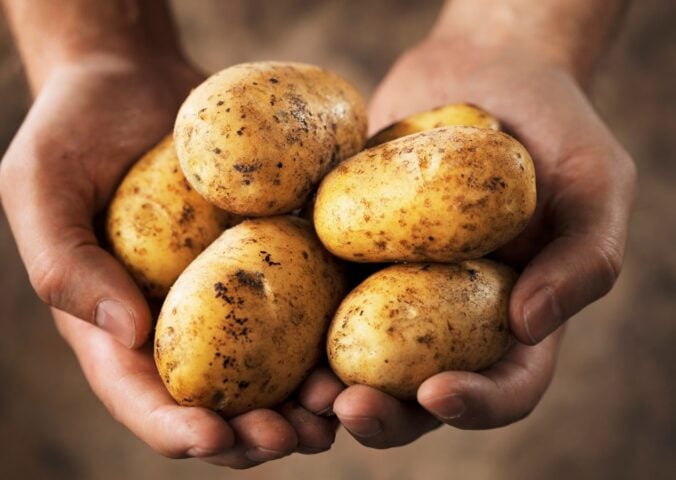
[366,103,500,147]
[106,136,239,299]
[155,216,347,417]
[314,126,536,263]
[174,62,367,216]
[327,260,516,399]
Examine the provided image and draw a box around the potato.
[366,103,500,147]
[314,126,536,263]
[154,216,347,417]
[174,62,367,216]
[327,260,516,399]
[106,136,239,299]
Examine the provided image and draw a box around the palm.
[332,38,634,447]
[22,63,341,467]
[24,65,199,212]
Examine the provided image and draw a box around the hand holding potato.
[334,13,635,446]
[0,52,341,469]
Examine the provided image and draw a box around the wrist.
[3,0,188,94]
[34,46,196,94]
[429,0,614,85]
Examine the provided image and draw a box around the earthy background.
[1,1,674,479]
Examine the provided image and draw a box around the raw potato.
[174,62,367,216]
[366,103,500,147]
[314,126,536,263]
[155,216,347,417]
[327,260,516,399]
[106,136,239,299]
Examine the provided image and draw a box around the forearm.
[1,0,184,92]
[432,0,631,82]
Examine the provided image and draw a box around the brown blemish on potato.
[178,204,195,224]
[214,282,235,304]
[235,269,265,293]
[259,250,281,266]
[416,333,435,345]
[233,162,261,173]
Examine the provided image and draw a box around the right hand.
[0,52,199,347]
[0,54,339,467]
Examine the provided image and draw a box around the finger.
[509,150,636,344]
[53,309,234,457]
[202,409,298,469]
[418,329,562,429]
[333,385,440,449]
[278,400,338,454]
[296,366,345,416]
[0,135,151,348]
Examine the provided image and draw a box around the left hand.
[330,30,635,447]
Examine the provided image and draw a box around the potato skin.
[106,136,239,299]
[174,62,367,216]
[314,126,536,263]
[366,103,500,148]
[327,260,516,399]
[154,216,347,417]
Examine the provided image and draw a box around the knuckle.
[27,229,94,313]
[616,150,638,195]
[28,250,69,308]
[144,407,187,459]
[592,240,623,296]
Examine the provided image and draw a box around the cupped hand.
[0,53,201,347]
[0,54,341,467]
[334,34,636,447]
[54,309,341,468]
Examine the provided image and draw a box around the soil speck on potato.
[235,270,265,293]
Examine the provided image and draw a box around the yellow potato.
[106,136,239,299]
[327,260,516,399]
[174,62,367,216]
[367,103,500,147]
[155,216,347,417]
[314,126,536,263]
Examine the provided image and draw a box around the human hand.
[0,53,200,347]
[0,54,341,467]
[332,26,636,446]
[54,309,341,468]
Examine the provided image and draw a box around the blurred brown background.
[1,1,675,479]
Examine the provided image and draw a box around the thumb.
[509,151,636,345]
[0,155,151,348]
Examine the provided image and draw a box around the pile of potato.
[106,62,536,416]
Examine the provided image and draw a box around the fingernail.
[296,445,330,454]
[341,416,382,438]
[427,394,466,420]
[314,406,334,417]
[95,300,136,348]
[245,447,286,462]
[523,287,563,344]
[187,446,221,458]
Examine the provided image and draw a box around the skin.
[328,261,516,399]
[175,62,367,216]
[329,0,637,447]
[314,126,536,263]
[156,217,347,417]
[366,103,500,147]
[0,0,636,465]
[107,135,240,299]
[0,0,340,469]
